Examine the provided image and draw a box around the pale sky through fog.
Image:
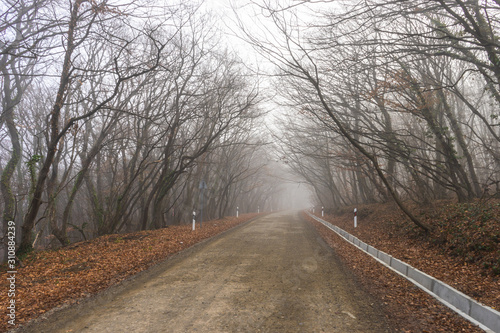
[200,0,273,70]
[202,0,322,209]
[200,0,319,209]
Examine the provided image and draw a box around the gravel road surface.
[19,212,390,333]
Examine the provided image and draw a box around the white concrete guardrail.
[306,212,500,333]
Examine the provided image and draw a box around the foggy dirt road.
[21,212,390,333]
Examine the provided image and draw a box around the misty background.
[2,0,499,256]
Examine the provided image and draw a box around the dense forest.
[253,0,500,231]
[2,0,500,258]
[0,0,284,257]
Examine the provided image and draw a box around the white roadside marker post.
[192,211,196,231]
[354,208,357,228]
[237,206,239,218]
[322,206,324,217]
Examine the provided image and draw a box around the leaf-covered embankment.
[305,200,499,332]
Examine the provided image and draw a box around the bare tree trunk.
[18,0,84,255]
[1,104,21,259]
[437,89,482,197]
[307,68,430,231]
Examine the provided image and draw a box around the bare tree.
[0,0,62,258]
[17,0,168,255]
